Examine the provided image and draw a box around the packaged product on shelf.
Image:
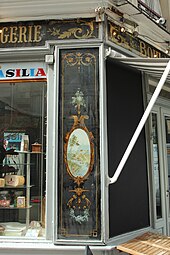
[0,191,10,207]
[5,175,25,187]
[20,135,29,152]
[31,142,42,152]
[17,196,25,208]
[0,178,5,187]
[1,222,26,236]
[14,191,23,207]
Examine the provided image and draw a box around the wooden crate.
[117,232,170,255]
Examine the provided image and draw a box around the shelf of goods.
[0,151,41,232]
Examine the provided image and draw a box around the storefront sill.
[0,241,115,252]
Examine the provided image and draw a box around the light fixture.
[120,26,125,33]
[166,48,170,55]
[132,31,139,38]
[165,42,170,55]
[0,29,2,33]
[119,15,139,35]
[95,6,105,22]
[120,16,138,29]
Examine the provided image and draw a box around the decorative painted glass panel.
[58,48,100,240]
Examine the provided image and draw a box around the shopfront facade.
[0,1,170,254]
[0,18,108,254]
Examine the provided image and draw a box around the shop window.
[0,81,46,238]
[152,113,162,219]
[138,0,163,20]
[149,84,170,100]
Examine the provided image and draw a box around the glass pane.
[139,0,162,17]
[152,113,162,219]
[0,82,46,238]
[165,116,170,217]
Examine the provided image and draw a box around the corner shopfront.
[0,17,169,255]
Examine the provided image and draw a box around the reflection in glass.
[0,82,46,238]
[165,116,170,217]
[140,0,162,15]
[152,113,162,219]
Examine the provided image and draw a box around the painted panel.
[57,48,100,241]
[108,20,168,58]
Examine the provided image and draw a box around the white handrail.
[108,60,170,185]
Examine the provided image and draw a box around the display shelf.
[3,163,34,166]
[16,151,42,154]
[0,151,42,228]
[0,206,32,210]
[0,185,33,189]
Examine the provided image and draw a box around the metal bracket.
[95,6,105,22]
[45,54,54,64]
[105,47,112,59]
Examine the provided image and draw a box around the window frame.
[53,44,107,244]
[0,46,52,241]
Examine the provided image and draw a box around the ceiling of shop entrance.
[0,0,103,22]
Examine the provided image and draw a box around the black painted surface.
[106,59,150,237]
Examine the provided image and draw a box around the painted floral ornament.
[64,89,94,223]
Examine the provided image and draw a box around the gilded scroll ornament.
[63,52,95,67]
[47,21,95,39]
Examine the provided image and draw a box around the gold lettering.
[9,26,18,43]
[129,37,136,50]
[140,41,147,56]
[153,49,161,58]
[117,34,130,50]
[117,34,124,44]
[18,26,27,43]
[27,25,33,42]
[147,47,153,58]
[1,27,9,44]
[33,25,42,42]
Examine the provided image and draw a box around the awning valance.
[108,57,170,83]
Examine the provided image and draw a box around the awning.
[117,231,170,255]
[109,57,170,83]
[107,56,170,185]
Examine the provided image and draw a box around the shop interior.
[0,81,46,237]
